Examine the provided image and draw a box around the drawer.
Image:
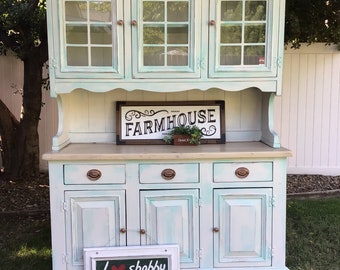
[139,163,199,183]
[213,162,272,182]
[64,164,125,184]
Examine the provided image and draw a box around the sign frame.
[116,100,225,145]
[84,245,180,270]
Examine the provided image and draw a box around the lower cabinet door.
[65,190,126,269]
[140,189,200,269]
[214,188,272,268]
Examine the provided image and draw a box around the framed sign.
[116,100,225,144]
[84,245,180,270]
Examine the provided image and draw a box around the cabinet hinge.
[61,201,68,212]
[269,196,276,207]
[198,198,203,207]
[62,253,68,264]
[196,249,203,259]
[276,56,283,69]
[267,248,274,259]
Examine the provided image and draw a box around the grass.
[0,198,339,270]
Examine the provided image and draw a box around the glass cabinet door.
[209,0,279,78]
[132,0,201,78]
[59,0,124,77]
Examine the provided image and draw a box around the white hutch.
[43,0,291,269]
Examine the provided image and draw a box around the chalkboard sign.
[84,245,180,270]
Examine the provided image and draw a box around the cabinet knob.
[120,228,127,234]
[161,168,176,180]
[235,167,250,179]
[87,169,102,181]
[209,20,216,26]
[213,227,220,233]
[140,229,146,235]
[117,19,124,26]
[131,20,137,26]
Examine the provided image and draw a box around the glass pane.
[66,25,88,44]
[168,26,188,44]
[90,25,112,44]
[143,1,165,22]
[65,1,87,21]
[168,2,189,22]
[221,1,242,21]
[245,1,266,21]
[144,47,165,66]
[167,47,188,66]
[91,47,112,66]
[244,24,266,43]
[67,47,88,66]
[90,1,112,22]
[143,26,165,44]
[220,46,241,65]
[220,25,242,43]
[244,45,265,65]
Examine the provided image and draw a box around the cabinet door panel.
[65,190,126,268]
[214,188,272,267]
[140,189,199,268]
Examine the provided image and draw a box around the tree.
[0,0,48,179]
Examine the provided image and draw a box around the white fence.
[1,44,339,175]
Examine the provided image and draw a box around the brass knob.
[120,228,127,234]
[235,167,250,179]
[213,227,220,233]
[117,19,124,26]
[140,229,146,234]
[209,20,216,26]
[131,20,137,26]
[161,168,176,180]
[87,169,102,181]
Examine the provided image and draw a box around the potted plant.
[163,125,203,145]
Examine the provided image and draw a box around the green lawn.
[0,198,339,270]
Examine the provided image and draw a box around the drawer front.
[64,164,125,184]
[139,163,199,183]
[213,162,272,182]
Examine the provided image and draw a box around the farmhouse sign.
[116,101,225,144]
[84,245,180,270]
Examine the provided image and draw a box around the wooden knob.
[161,168,176,180]
[213,227,220,233]
[209,20,216,26]
[140,229,146,234]
[120,228,127,234]
[131,20,137,26]
[117,19,124,26]
[235,167,250,179]
[87,169,102,181]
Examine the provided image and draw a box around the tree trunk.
[9,56,43,178]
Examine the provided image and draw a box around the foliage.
[285,0,340,49]
[163,125,203,145]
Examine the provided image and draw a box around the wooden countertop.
[43,142,292,161]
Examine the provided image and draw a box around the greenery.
[163,125,203,145]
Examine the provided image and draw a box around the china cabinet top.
[47,0,285,95]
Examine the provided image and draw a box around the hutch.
[43,0,291,270]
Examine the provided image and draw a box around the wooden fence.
[1,44,339,174]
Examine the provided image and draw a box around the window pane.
[220,46,241,65]
[245,1,266,21]
[221,25,242,43]
[67,47,88,66]
[143,26,165,44]
[90,25,112,44]
[221,1,242,21]
[167,47,188,66]
[244,24,266,43]
[65,1,87,21]
[91,47,112,66]
[143,1,165,22]
[168,26,188,44]
[89,1,112,22]
[144,47,165,66]
[244,45,265,65]
[66,25,88,44]
[167,2,189,22]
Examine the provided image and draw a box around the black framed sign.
[84,245,180,270]
[116,100,225,144]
